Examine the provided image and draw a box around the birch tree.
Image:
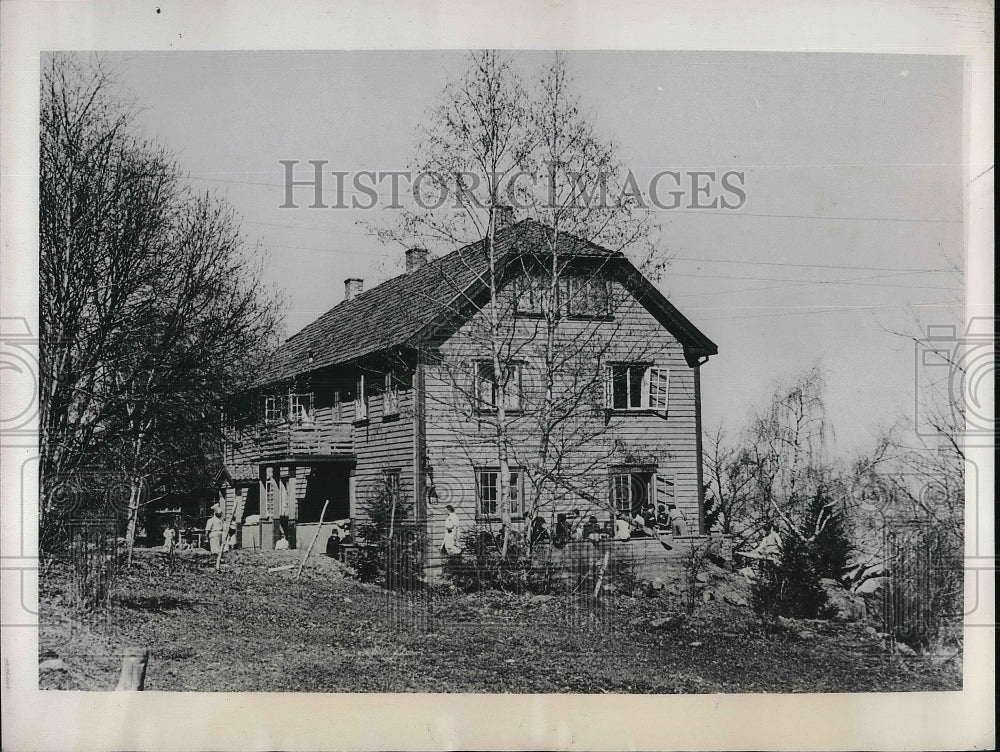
[386,51,665,554]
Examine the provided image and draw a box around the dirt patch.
[38,550,961,693]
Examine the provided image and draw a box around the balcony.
[229,420,354,464]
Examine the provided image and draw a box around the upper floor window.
[354,374,369,421]
[516,274,610,318]
[563,276,610,317]
[264,394,288,424]
[476,468,524,519]
[517,275,553,315]
[289,393,313,424]
[474,361,522,412]
[605,364,669,412]
[263,392,314,424]
[383,371,400,417]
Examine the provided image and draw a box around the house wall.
[422,275,704,573]
[344,386,416,532]
[223,375,417,545]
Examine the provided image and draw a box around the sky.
[104,50,965,456]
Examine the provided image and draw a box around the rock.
[863,626,878,637]
[819,579,866,622]
[721,591,749,607]
[39,658,66,673]
[688,641,703,647]
[797,630,816,640]
[530,594,554,604]
[649,577,665,591]
[702,590,713,602]
[649,615,685,631]
[695,571,711,583]
[894,641,917,657]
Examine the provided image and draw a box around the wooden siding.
[347,387,416,531]
[223,387,417,538]
[422,276,705,571]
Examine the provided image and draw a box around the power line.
[668,256,954,273]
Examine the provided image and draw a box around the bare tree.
[740,367,837,543]
[386,52,668,555]
[702,422,755,541]
[39,54,284,558]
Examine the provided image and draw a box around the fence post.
[115,646,149,690]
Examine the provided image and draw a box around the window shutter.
[603,365,613,409]
[648,367,669,414]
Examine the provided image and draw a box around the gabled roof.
[257,219,717,385]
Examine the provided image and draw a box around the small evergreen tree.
[807,485,851,582]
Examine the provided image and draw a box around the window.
[474,362,522,412]
[354,374,368,421]
[264,395,288,423]
[517,274,610,317]
[611,471,653,517]
[605,364,669,412]
[289,393,313,424]
[517,274,553,315]
[383,372,400,417]
[476,468,523,519]
[563,276,610,317]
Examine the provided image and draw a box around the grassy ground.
[39,548,961,693]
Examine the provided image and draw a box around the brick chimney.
[405,246,429,273]
[344,277,364,302]
[493,205,515,231]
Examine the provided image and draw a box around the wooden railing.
[228,420,353,464]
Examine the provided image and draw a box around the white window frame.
[354,374,368,421]
[475,468,524,520]
[605,364,669,413]
[289,393,313,425]
[474,361,522,412]
[383,371,400,417]
[611,471,654,516]
[264,394,288,424]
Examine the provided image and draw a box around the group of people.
[437,500,677,555]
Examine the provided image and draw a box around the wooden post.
[216,498,243,572]
[115,646,149,690]
[295,499,329,579]
[593,550,610,599]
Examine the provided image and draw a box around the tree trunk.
[124,478,143,569]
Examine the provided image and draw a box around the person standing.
[205,503,225,555]
[441,505,462,556]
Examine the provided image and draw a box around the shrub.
[751,487,853,618]
[356,476,424,590]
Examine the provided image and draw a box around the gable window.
[476,468,523,519]
[517,274,553,315]
[563,276,610,317]
[383,371,400,417]
[289,393,313,424]
[605,364,669,412]
[474,361,522,412]
[518,274,610,318]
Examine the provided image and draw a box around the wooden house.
[222,218,718,573]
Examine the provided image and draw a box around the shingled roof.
[257,219,716,384]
